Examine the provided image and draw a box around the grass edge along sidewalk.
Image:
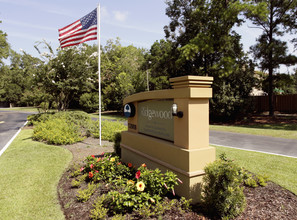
[215,145,297,195]
[0,129,72,220]
[210,124,297,140]
[0,129,296,219]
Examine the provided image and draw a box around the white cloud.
[0,0,74,18]
[113,10,128,22]
[8,31,44,41]
[102,20,163,35]
[3,19,56,31]
[100,6,109,19]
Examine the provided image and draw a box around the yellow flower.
[136,181,145,192]
[110,157,115,162]
[127,180,135,185]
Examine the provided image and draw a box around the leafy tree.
[261,73,297,94]
[0,66,22,106]
[0,21,10,67]
[145,39,173,90]
[0,49,44,107]
[0,20,11,105]
[79,92,99,113]
[245,0,297,115]
[101,39,146,110]
[294,70,297,93]
[36,43,98,111]
[158,0,257,121]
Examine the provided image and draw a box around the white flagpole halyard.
[97,4,102,146]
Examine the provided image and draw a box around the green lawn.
[0,122,295,219]
[210,124,297,140]
[0,129,72,220]
[90,112,126,121]
[215,145,297,195]
[0,107,39,112]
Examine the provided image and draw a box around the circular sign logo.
[124,103,135,117]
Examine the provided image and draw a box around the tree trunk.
[268,3,274,117]
[268,66,274,116]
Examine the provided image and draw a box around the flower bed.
[63,153,192,219]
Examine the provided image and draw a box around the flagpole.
[97,4,102,146]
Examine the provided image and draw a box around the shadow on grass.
[238,123,297,131]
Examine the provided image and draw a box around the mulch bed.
[57,136,297,220]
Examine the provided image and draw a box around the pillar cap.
[170,75,213,89]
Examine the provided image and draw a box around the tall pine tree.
[245,0,297,116]
[161,0,256,121]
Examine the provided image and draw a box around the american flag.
[58,8,97,48]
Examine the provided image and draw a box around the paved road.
[210,130,297,158]
[1,112,296,158]
[118,120,297,158]
[0,111,32,152]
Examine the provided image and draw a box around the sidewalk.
[210,130,297,158]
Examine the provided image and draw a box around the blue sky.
[0,0,295,73]
[0,0,169,56]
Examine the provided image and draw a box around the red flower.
[117,162,121,165]
[91,155,95,158]
[135,170,141,179]
[89,172,93,178]
[141,163,146,167]
[128,163,132,168]
[90,164,94,169]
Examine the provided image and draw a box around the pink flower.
[95,170,99,173]
[90,164,94,169]
[135,170,141,179]
[97,158,101,162]
[80,167,84,172]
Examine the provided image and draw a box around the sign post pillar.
[121,76,215,203]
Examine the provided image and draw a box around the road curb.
[0,121,28,157]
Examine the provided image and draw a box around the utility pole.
[147,61,151,91]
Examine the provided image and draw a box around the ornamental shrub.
[77,183,97,202]
[89,195,108,220]
[30,111,126,145]
[89,120,126,141]
[243,173,269,188]
[244,175,258,188]
[202,154,246,219]
[33,117,85,145]
[27,112,55,126]
[28,111,91,128]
